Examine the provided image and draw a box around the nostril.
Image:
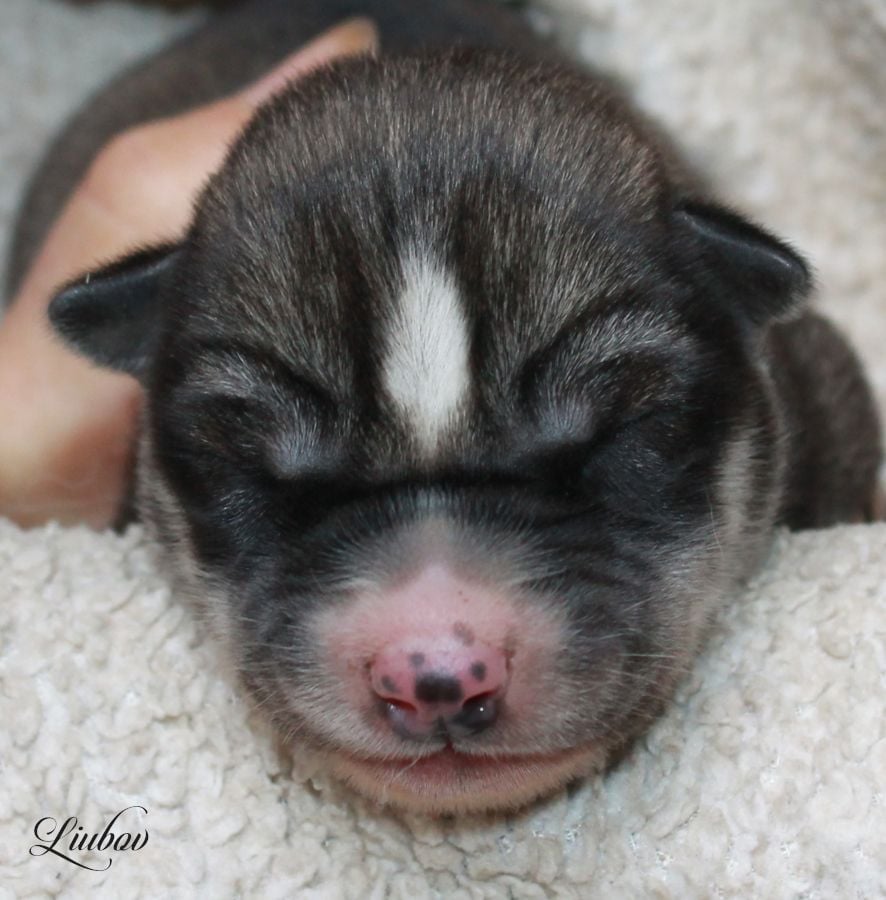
[381,698,432,741]
[453,690,500,735]
[463,690,496,710]
[384,697,417,715]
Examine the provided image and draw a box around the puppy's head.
[51,52,809,814]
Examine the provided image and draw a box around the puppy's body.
[11,0,882,814]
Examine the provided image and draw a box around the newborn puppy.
[16,0,883,814]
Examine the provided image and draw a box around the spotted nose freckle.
[414,673,463,704]
[452,622,475,646]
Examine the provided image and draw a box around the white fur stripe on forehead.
[382,251,470,453]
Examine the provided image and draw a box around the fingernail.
[243,18,379,104]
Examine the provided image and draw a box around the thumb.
[168,16,380,166]
[240,17,379,106]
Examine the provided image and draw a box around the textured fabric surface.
[1,1,884,896]
[1,523,884,896]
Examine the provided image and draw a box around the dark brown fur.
[9,0,881,813]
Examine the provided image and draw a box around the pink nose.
[369,633,508,740]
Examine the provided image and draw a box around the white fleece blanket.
[1,1,884,896]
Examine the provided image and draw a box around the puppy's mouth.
[326,742,605,815]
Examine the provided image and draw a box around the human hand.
[0,18,378,529]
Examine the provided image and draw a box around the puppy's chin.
[324,743,607,815]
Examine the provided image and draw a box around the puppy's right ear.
[673,202,812,326]
[49,244,180,378]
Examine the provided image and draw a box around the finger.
[240,17,378,105]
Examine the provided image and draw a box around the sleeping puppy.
[12,0,882,814]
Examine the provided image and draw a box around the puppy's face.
[52,53,808,814]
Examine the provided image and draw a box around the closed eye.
[176,338,342,412]
[166,386,345,482]
[516,299,692,404]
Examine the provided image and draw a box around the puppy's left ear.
[49,244,181,379]
[674,202,812,325]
